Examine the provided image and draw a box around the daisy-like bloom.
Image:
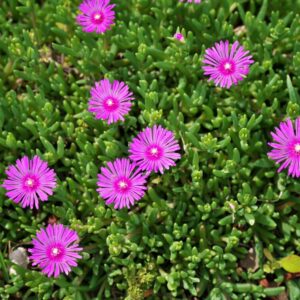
[174,32,185,42]
[268,118,300,177]
[88,79,134,124]
[29,224,82,277]
[2,156,57,209]
[129,125,181,174]
[76,0,115,34]
[179,0,201,3]
[97,158,148,209]
[202,40,254,88]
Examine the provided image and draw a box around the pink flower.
[29,224,82,277]
[76,0,115,34]
[202,40,254,88]
[97,158,147,209]
[268,118,300,177]
[2,156,57,209]
[88,79,134,124]
[129,125,181,174]
[174,32,184,42]
[179,0,201,3]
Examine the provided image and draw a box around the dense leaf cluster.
[1,0,300,299]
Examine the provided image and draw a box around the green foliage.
[0,0,300,299]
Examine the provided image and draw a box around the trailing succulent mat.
[1,0,300,299]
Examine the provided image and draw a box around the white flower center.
[151,147,158,155]
[51,247,60,256]
[106,98,114,106]
[94,13,101,20]
[224,62,232,70]
[26,178,34,187]
[118,181,127,189]
[295,144,300,153]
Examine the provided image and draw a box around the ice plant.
[179,0,201,3]
[129,125,181,174]
[202,40,254,88]
[88,79,134,124]
[174,32,185,42]
[268,118,300,177]
[97,158,148,209]
[2,156,57,209]
[76,0,115,34]
[29,224,82,277]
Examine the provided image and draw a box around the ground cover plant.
[1,0,300,299]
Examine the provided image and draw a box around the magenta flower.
[2,156,57,209]
[29,224,82,277]
[76,0,115,34]
[202,40,254,88]
[268,118,300,177]
[97,158,148,209]
[174,32,185,42]
[179,0,201,3]
[129,125,181,174]
[88,79,134,124]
